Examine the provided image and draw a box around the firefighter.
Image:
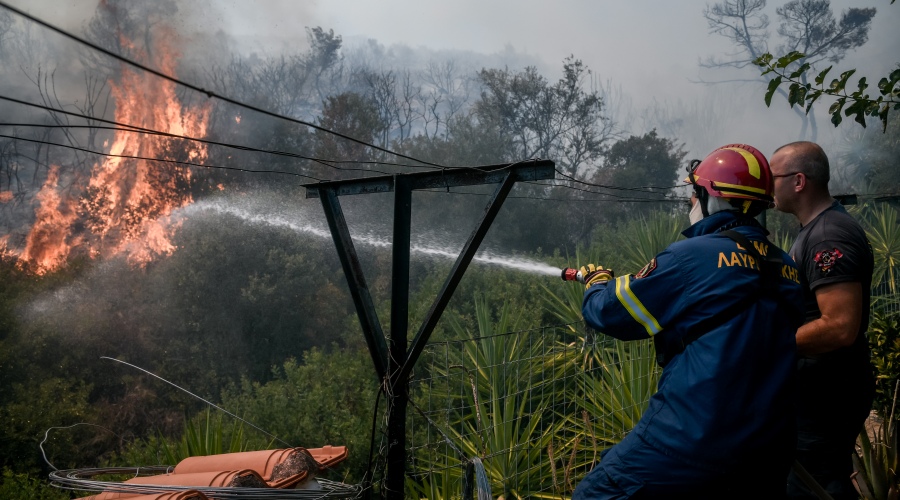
[572,144,805,499]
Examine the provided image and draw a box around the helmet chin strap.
[695,186,710,217]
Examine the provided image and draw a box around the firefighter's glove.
[580,264,614,290]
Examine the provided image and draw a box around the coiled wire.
[49,466,361,499]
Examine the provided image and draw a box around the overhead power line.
[0,5,693,198]
[0,0,443,169]
[0,121,415,177]
[553,168,683,193]
[425,187,687,204]
[0,133,326,181]
[529,180,688,202]
[0,131,686,201]
[0,95,444,173]
[0,102,689,197]
[0,129,688,201]
[6,131,886,205]
[0,125,691,198]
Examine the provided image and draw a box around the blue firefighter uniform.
[573,211,805,499]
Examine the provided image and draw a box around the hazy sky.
[210,0,899,106]
[6,0,899,158]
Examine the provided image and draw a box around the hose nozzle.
[560,267,585,284]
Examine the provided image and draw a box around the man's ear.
[794,172,807,192]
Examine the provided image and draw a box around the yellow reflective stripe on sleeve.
[614,275,663,336]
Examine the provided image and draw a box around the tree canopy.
[750,1,899,131]
[702,0,881,139]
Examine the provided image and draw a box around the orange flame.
[13,24,209,274]
[20,166,81,273]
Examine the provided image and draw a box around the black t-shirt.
[789,200,873,364]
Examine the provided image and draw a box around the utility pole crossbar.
[304,162,555,198]
[302,159,555,500]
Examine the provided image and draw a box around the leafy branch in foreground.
[754,51,900,132]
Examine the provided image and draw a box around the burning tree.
[2,0,210,274]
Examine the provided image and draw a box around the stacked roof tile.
[79,446,349,499]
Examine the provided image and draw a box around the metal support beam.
[396,170,517,384]
[318,188,388,380]
[385,177,412,499]
[305,160,555,198]
[304,160,555,500]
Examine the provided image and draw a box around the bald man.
[770,141,875,500]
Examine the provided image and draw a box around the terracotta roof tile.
[306,446,349,470]
[124,469,268,488]
[174,448,317,488]
[63,445,350,497]
[83,489,208,500]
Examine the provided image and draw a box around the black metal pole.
[385,178,412,499]
[398,170,517,383]
[303,162,555,499]
[318,188,389,380]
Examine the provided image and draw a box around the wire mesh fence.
[406,323,660,498]
[871,277,899,317]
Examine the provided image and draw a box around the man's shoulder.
[802,204,867,244]
[819,204,864,228]
[794,202,874,286]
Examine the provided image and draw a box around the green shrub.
[0,468,69,500]
[852,382,899,500]
[220,346,378,482]
[869,310,900,417]
[408,298,563,499]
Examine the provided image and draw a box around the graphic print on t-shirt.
[814,248,843,275]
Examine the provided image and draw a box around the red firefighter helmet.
[683,144,774,202]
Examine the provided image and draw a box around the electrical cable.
[420,180,687,202]
[0,131,567,201]
[0,121,400,176]
[41,360,367,496]
[362,382,384,499]
[3,5,851,205]
[0,99,692,197]
[0,128,689,203]
[1,101,597,184]
[0,95,440,172]
[101,357,294,449]
[554,167,684,192]
[429,320,584,347]
[39,423,122,471]
[5,9,891,494]
[0,0,443,170]
[4,122,434,172]
[422,187,687,203]
[0,133,326,181]
[0,7,702,197]
[528,180,687,201]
